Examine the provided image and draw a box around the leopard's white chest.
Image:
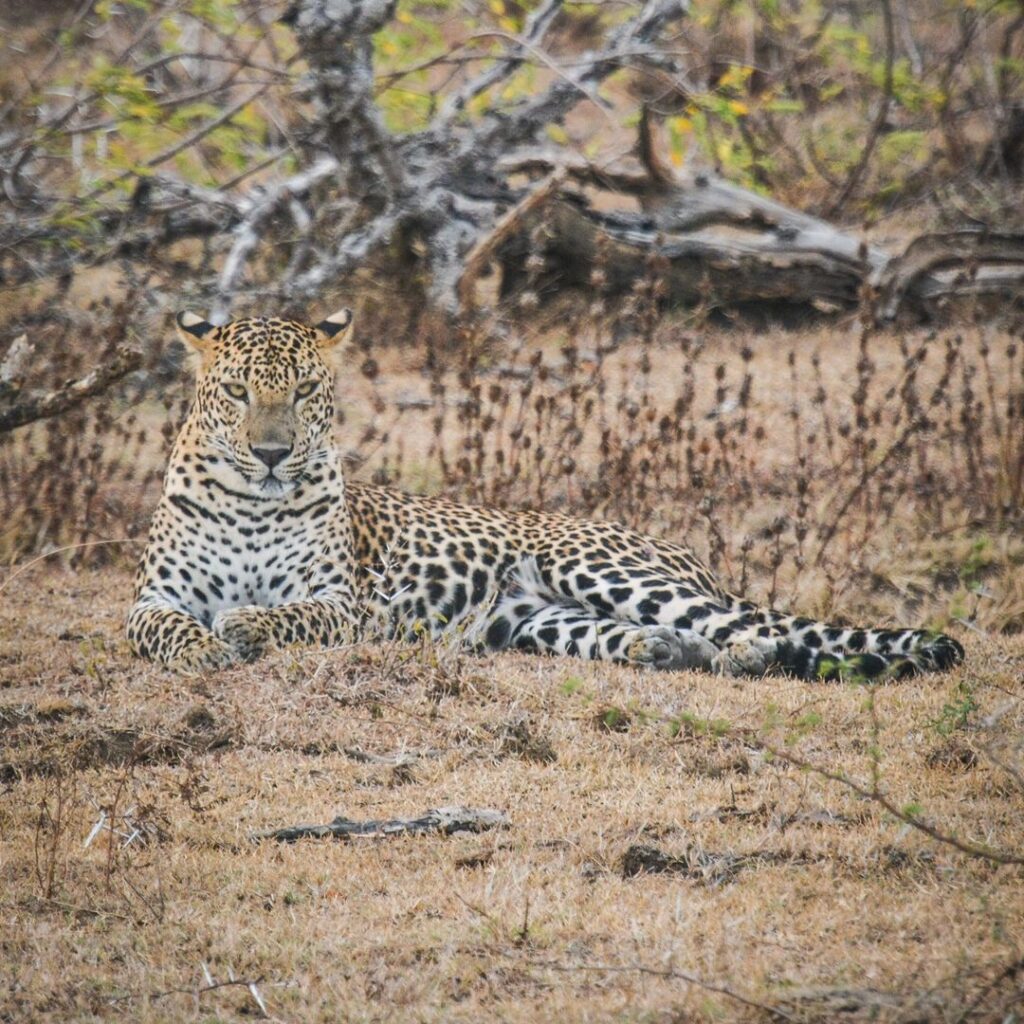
[158,484,336,625]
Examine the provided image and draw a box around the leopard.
[126,309,965,680]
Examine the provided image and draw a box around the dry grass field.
[2,321,1024,1022]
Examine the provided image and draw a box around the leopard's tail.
[753,609,965,680]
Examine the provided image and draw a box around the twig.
[745,731,1024,866]
[144,86,271,170]
[452,888,506,933]
[289,205,404,296]
[438,0,565,125]
[483,0,689,150]
[463,28,615,124]
[0,539,142,596]
[525,958,793,1021]
[109,975,269,1006]
[825,0,895,216]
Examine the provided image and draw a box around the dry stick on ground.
[524,958,794,1022]
[0,346,140,434]
[253,806,510,843]
[736,725,1024,867]
[108,975,271,1009]
[452,886,793,1020]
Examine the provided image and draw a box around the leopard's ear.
[314,308,354,349]
[175,312,217,370]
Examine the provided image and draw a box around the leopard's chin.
[257,476,298,498]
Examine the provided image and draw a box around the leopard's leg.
[483,591,718,670]
[211,596,358,662]
[126,598,236,673]
[525,555,785,676]
[528,552,962,678]
[128,595,359,670]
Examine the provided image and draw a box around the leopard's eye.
[222,382,248,402]
[295,380,320,400]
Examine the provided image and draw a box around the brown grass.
[2,320,1024,1022]
[1,569,1022,1023]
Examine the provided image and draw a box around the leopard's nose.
[251,445,291,470]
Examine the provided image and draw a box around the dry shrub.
[0,293,180,565]
[4,269,1023,633]
[354,286,1024,633]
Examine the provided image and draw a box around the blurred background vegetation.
[3,0,1024,314]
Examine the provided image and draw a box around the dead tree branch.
[458,168,568,314]
[4,0,1024,323]
[254,805,510,843]
[0,345,141,434]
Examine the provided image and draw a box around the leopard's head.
[176,309,352,496]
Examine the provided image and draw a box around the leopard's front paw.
[212,605,274,663]
[169,635,238,674]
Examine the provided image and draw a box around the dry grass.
[1,569,1022,1023]
[2,322,1023,1022]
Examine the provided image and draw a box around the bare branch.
[0,346,141,434]
[458,167,568,314]
[289,206,404,297]
[825,0,895,217]
[482,0,690,149]
[437,0,565,126]
[211,156,340,321]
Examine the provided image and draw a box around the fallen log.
[499,197,872,313]
[496,139,1024,321]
